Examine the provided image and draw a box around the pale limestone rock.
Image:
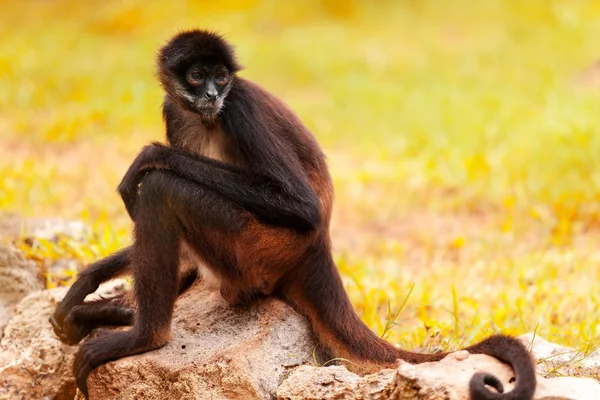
[0,281,129,400]
[0,287,76,400]
[277,365,394,400]
[0,243,44,339]
[0,215,89,242]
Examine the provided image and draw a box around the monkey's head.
[158,30,242,120]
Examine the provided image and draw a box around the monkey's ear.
[160,51,186,71]
[158,41,192,73]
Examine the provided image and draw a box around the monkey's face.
[173,63,232,119]
[158,30,241,120]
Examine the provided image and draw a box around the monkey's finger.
[77,374,89,400]
[49,316,64,336]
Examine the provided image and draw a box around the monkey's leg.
[74,172,208,397]
[73,170,267,397]
[50,247,131,335]
[56,296,134,345]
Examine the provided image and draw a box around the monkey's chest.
[188,129,234,164]
[201,137,227,161]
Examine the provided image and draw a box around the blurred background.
[1,0,600,352]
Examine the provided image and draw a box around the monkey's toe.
[73,334,117,398]
[73,330,141,398]
[74,344,96,399]
[49,315,63,336]
[50,315,77,345]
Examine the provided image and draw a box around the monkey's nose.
[204,91,219,100]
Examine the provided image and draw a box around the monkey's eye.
[215,73,225,80]
[186,70,205,85]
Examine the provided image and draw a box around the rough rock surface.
[0,281,129,400]
[76,279,319,400]
[0,243,44,338]
[277,350,600,400]
[0,287,77,400]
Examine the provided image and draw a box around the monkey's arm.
[50,247,131,335]
[118,144,321,232]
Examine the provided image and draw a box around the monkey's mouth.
[195,99,223,116]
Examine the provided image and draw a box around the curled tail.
[281,244,535,399]
[466,335,536,399]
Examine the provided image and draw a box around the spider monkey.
[49,30,536,400]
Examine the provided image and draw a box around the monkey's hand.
[118,144,168,220]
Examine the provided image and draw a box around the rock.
[1,216,95,288]
[0,216,92,290]
[0,213,23,239]
[0,287,77,400]
[276,365,395,400]
[77,279,319,400]
[26,218,89,242]
[536,376,600,400]
[519,333,600,380]
[0,243,44,339]
[277,350,600,400]
[0,281,129,400]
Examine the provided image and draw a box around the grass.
[2,0,600,362]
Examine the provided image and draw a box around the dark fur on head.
[158,30,241,85]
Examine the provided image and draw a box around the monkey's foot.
[74,330,132,399]
[51,302,134,346]
[50,304,98,345]
[74,329,169,399]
